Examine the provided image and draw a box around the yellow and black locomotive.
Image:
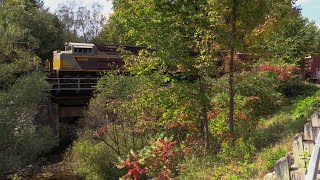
[47,42,145,78]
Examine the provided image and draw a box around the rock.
[264,171,275,180]
[6,174,15,179]
[42,172,55,178]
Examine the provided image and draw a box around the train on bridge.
[46,42,147,92]
[45,42,320,92]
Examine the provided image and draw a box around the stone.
[264,171,275,180]
[42,172,54,178]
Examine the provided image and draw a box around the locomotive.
[47,42,146,78]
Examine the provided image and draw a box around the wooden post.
[303,141,314,156]
[293,133,305,168]
[304,122,315,141]
[290,168,306,180]
[311,113,320,127]
[275,156,291,180]
[312,127,320,142]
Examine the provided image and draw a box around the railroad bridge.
[43,77,98,137]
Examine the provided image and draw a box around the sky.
[43,0,113,17]
[43,0,320,25]
[296,0,320,26]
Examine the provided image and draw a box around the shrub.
[72,133,125,180]
[0,126,57,175]
[209,71,285,140]
[264,147,287,171]
[117,135,183,180]
[0,72,57,176]
[219,137,256,163]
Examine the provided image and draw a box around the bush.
[209,71,285,141]
[0,125,57,175]
[72,133,125,180]
[264,147,287,171]
[117,135,183,179]
[0,72,57,176]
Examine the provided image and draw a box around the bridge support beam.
[35,100,59,137]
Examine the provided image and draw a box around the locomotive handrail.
[49,83,97,85]
[46,77,98,91]
[46,77,98,80]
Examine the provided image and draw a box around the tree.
[0,0,57,175]
[0,0,64,60]
[108,0,272,141]
[206,0,271,134]
[56,0,107,43]
[110,0,216,150]
[23,9,65,60]
[26,0,44,9]
[249,0,320,70]
[94,15,134,44]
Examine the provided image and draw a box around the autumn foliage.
[117,136,183,180]
[257,64,300,81]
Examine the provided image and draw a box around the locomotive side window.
[65,46,72,51]
[74,48,92,54]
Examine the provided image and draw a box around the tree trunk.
[229,0,238,134]
[199,77,210,151]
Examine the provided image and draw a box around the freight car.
[47,42,146,78]
[305,55,320,83]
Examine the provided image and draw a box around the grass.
[251,84,320,178]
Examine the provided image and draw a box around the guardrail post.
[305,132,320,179]
[305,144,320,180]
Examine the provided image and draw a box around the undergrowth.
[177,84,320,179]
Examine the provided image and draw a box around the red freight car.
[305,55,320,83]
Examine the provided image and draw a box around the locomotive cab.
[65,42,95,54]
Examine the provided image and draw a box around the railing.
[46,78,98,91]
[305,132,320,180]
